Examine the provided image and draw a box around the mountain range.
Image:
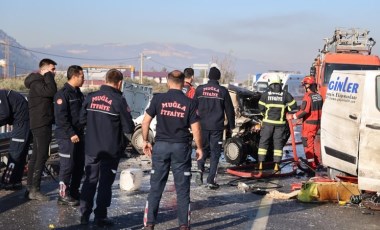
[1,30,287,81]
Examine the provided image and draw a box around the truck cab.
[321,70,380,192]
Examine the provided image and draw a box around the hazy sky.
[1,0,380,75]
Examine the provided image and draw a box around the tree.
[212,51,237,84]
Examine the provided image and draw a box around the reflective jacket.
[259,88,297,126]
[295,91,323,125]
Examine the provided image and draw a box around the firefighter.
[194,67,235,189]
[182,67,195,99]
[54,65,85,206]
[258,74,298,171]
[141,70,203,230]
[287,76,323,170]
[0,90,30,190]
[79,69,135,227]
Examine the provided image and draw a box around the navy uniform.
[194,67,235,189]
[0,90,30,190]
[54,82,84,204]
[143,72,200,229]
[79,78,134,225]
[258,75,297,171]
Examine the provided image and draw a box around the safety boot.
[179,225,190,230]
[58,194,79,206]
[195,171,203,186]
[28,188,49,201]
[94,217,114,227]
[142,224,155,230]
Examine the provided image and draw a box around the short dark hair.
[39,58,57,68]
[167,70,185,84]
[184,68,194,79]
[67,65,83,80]
[106,69,123,84]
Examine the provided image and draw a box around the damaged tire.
[131,128,154,155]
[224,137,247,165]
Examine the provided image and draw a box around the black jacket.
[24,72,57,129]
[80,85,135,158]
[0,90,29,126]
[195,80,235,130]
[54,83,84,139]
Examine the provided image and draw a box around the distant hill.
[0,30,39,77]
[31,42,261,81]
[1,30,302,82]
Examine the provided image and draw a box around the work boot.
[142,224,155,230]
[58,195,79,206]
[179,224,190,230]
[94,218,114,227]
[28,188,49,201]
[3,182,23,191]
[195,171,203,186]
[206,183,220,190]
[80,214,90,225]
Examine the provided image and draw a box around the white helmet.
[268,74,282,85]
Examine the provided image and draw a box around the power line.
[149,59,178,70]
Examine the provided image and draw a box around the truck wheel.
[327,167,348,181]
[224,137,247,165]
[131,128,154,155]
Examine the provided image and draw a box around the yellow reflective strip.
[287,100,296,107]
[259,101,266,106]
[258,148,267,155]
[274,150,283,156]
[263,119,286,124]
[266,104,285,108]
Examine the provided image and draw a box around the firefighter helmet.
[268,74,282,85]
[302,76,316,85]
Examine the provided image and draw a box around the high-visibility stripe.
[263,119,286,124]
[287,100,296,107]
[258,148,267,155]
[259,101,266,106]
[11,138,25,142]
[307,158,315,162]
[274,149,282,156]
[59,153,70,158]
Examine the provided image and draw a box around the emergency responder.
[182,67,195,99]
[141,70,203,230]
[54,65,85,206]
[79,69,135,227]
[258,74,298,171]
[0,90,30,190]
[287,76,323,171]
[194,67,235,189]
[24,58,57,201]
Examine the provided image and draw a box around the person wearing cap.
[24,58,57,201]
[0,90,30,191]
[54,65,85,206]
[287,76,323,171]
[194,67,235,189]
[182,67,195,99]
[141,70,203,230]
[79,69,135,227]
[258,74,297,171]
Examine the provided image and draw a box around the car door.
[358,72,380,191]
[321,71,364,176]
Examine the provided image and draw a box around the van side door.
[358,73,380,191]
[321,71,364,176]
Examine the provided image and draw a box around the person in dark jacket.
[54,65,85,206]
[141,70,203,230]
[0,90,30,190]
[194,67,235,189]
[79,69,135,227]
[24,58,57,201]
[258,74,298,171]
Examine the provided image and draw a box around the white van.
[253,72,304,106]
[321,70,380,192]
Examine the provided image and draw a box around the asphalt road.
[1,151,380,230]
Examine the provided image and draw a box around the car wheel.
[131,128,154,155]
[224,137,247,165]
